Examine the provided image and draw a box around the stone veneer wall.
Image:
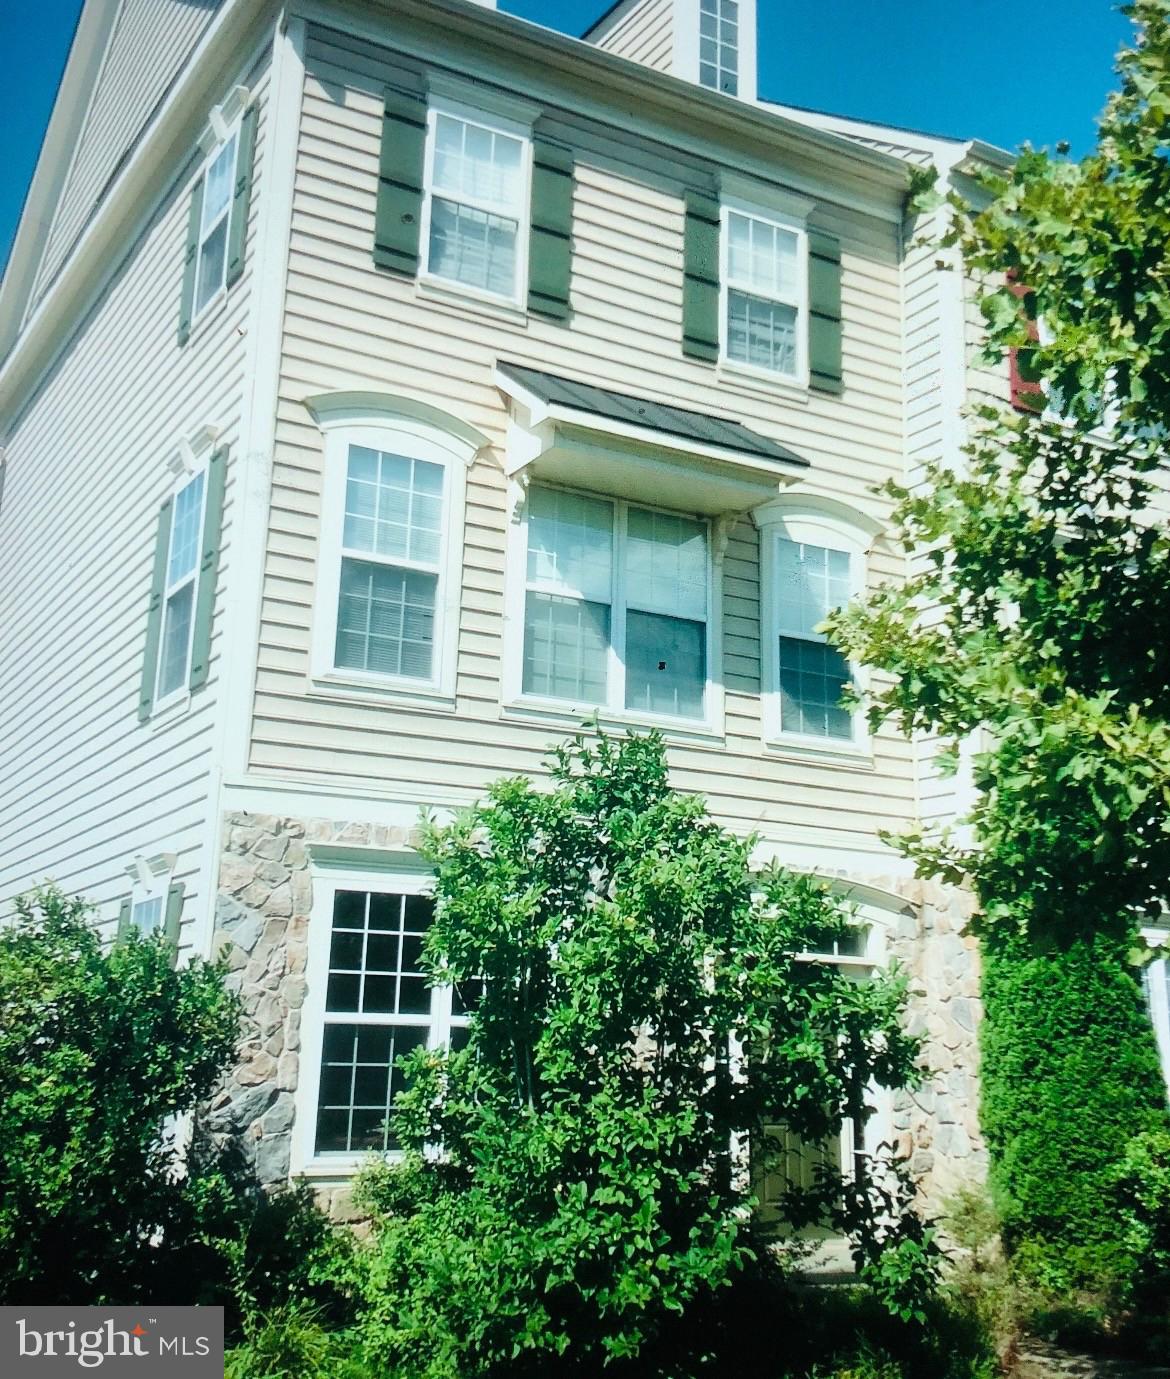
[208,811,987,1222]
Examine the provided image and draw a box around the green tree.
[0,886,241,1302]
[351,731,930,1379]
[827,0,1170,1296]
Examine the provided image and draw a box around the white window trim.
[189,119,243,330]
[1142,925,1170,1100]
[755,496,880,759]
[153,461,210,716]
[418,93,534,312]
[502,479,726,737]
[296,863,466,1177]
[125,851,177,938]
[306,393,488,708]
[719,194,810,391]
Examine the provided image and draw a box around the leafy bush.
[0,886,240,1303]
[347,731,934,1378]
[224,1303,372,1379]
[979,932,1170,1296]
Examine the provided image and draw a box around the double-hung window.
[700,0,740,95]
[423,106,529,303]
[774,538,854,742]
[520,485,711,723]
[723,208,807,381]
[194,130,238,317]
[305,881,479,1162]
[334,446,445,682]
[156,469,207,703]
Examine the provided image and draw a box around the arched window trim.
[753,494,882,759]
[306,394,488,706]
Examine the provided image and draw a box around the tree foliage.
[825,0,1170,1308]
[0,886,241,1302]
[350,731,930,1378]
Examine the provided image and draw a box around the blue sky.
[0,1,1134,277]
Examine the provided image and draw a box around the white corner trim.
[303,391,491,465]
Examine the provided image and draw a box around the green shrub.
[979,932,1170,1295]
[0,886,240,1303]
[224,1303,372,1379]
[348,731,933,1378]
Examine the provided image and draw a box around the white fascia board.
[0,0,121,354]
[0,0,272,419]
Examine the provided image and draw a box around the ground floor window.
[1142,930,1170,1097]
[304,877,479,1162]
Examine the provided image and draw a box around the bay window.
[519,485,711,723]
[423,106,529,303]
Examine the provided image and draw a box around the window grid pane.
[158,580,195,698]
[625,507,707,621]
[132,896,164,937]
[523,591,610,705]
[195,135,236,313]
[625,610,706,718]
[335,558,437,680]
[699,0,738,94]
[343,447,444,567]
[168,472,205,586]
[316,890,437,1156]
[776,540,852,638]
[727,290,798,376]
[778,636,852,739]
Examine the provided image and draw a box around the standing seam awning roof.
[496,362,810,469]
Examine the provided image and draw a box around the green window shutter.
[163,881,185,959]
[374,82,427,277]
[528,135,574,319]
[682,189,720,362]
[808,230,843,395]
[225,103,259,288]
[138,497,173,722]
[115,898,133,944]
[188,446,228,692]
[177,175,205,346]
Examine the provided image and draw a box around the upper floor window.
[700,0,739,95]
[756,498,878,752]
[195,131,238,317]
[307,394,487,703]
[302,878,479,1165]
[156,468,207,704]
[723,207,807,382]
[423,106,530,305]
[520,485,711,723]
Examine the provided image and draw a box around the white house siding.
[0,46,273,955]
[245,21,914,864]
[31,0,226,308]
[588,0,674,73]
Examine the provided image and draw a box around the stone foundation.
[207,809,988,1222]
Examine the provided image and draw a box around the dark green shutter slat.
[225,103,258,288]
[163,881,185,958]
[115,898,133,944]
[808,230,844,394]
[683,189,720,362]
[177,174,205,346]
[139,498,173,722]
[374,83,427,276]
[528,135,574,319]
[189,447,228,692]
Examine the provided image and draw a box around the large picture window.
[520,485,710,722]
[423,106,529,303]
[306,883,478,1161]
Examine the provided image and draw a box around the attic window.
[700,0,739,96]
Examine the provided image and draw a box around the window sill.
[501,697,725,747]
[308,674,457,714]
[416,274,529,330]
[715,358,811,405]
[148,691,193,730]
[761,734,874,770]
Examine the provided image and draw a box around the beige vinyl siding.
[31,0,225,305]
[0,51,271,954]
[589,0,675,73]
[249,24,914,857]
